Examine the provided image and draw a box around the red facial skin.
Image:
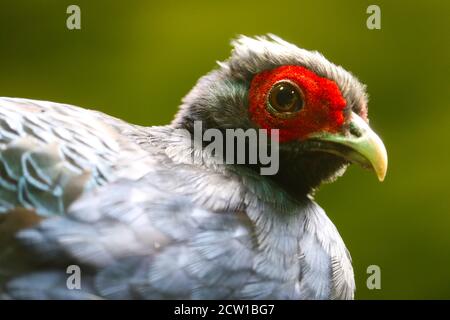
[248,65,348,143]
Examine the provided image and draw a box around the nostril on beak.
[349,122,362,138]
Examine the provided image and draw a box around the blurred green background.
[0,0,449,299]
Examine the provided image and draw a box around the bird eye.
[267,81,304,115]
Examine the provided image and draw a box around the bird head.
[173,35,387,197]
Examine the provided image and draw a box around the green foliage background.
[0,0,448,299]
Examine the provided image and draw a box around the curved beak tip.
[361,118,388,182]
[374,145,388,182]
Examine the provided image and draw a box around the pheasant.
[0,35,387,299]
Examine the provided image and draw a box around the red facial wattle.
[248,65,348,143]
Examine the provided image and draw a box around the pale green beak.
[308,112,388,181]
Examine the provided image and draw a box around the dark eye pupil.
[268,82,303,113]
[276,86,295,109]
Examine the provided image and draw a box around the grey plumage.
[0,35,368,300]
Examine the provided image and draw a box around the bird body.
[0,35,387,299]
